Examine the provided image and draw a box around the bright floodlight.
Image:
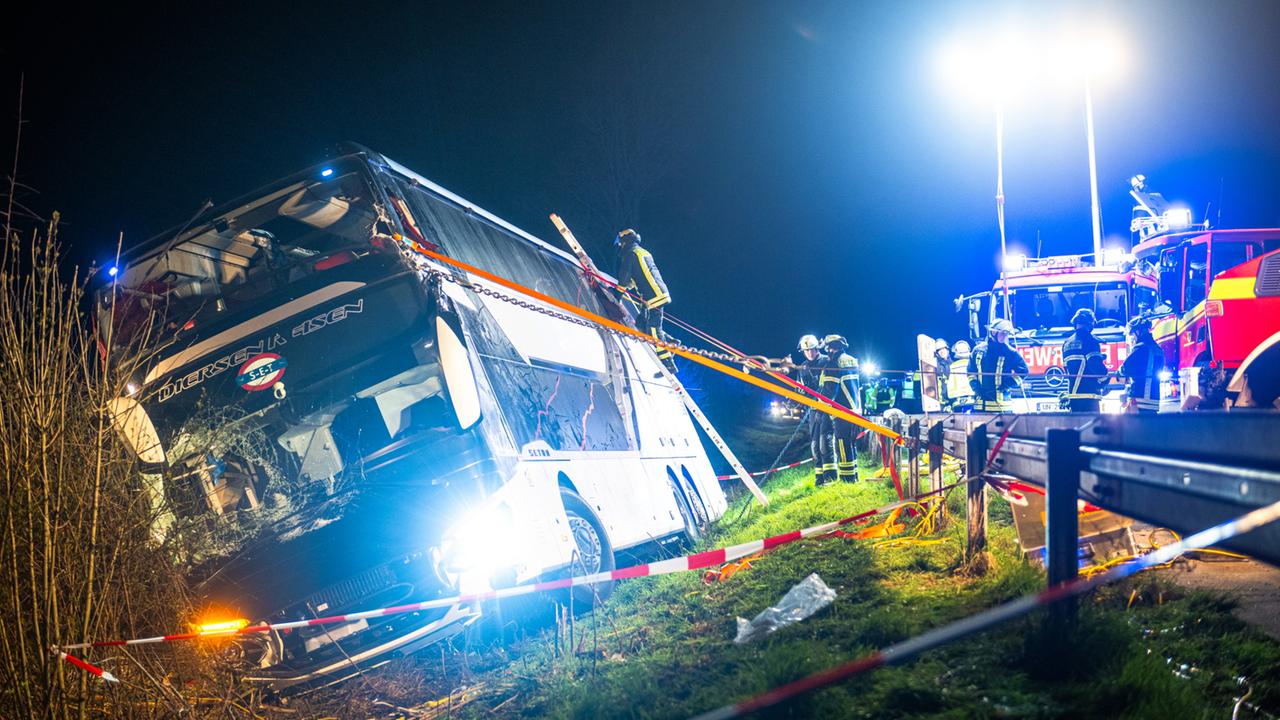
[320,167,335,178]
[936,28,1036,105]
[1002,253,1027,272]
[862,361,879,377]
[1101,246,1134,266]
[1163,207,1193,229]
[1046,23,1128,84]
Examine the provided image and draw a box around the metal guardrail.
[905,412,1280,567]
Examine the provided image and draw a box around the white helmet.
[798,334,820,351]
[989,318,1015,336]
[952,340,971,355]
[934,338,949,352]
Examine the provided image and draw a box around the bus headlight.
[440,503,526,593]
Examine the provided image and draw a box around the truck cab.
[958,253,1157,413]
[1134,228,1280,408]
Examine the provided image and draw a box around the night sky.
[6,1,1280,370]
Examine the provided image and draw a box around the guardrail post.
[928,421,943,492]
[1046,428,1081,635]
[907,419,921,498]
[964,423,989,571]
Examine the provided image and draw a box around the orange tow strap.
[411,245,901,442]
[703,553,764,584]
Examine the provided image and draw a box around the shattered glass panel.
[387,177,631,453]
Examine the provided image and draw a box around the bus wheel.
[668,473,702,544]
[678,467,709,531]
[559,486,615,604]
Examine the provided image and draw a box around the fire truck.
[942,252,1158,414]
[1129,177,1280,410]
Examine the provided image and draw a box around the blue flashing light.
[320,167,335,178]
[107,265,119,278]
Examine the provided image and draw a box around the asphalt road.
[1155,558,1280,641]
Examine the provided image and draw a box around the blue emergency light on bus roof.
[320,167,334,178]
[107,265,119,278]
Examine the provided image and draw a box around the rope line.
[409,245,899,441]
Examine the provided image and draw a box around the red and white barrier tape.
[54,650,117,683]
[690,496,1280,720]
[716,458,812,481]
[55,480,964,656]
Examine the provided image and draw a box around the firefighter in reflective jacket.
[797,334,835,485]
[820,334,861,483]
[968,319,1028,411]
[1062,309,1109,412]
[1120,317,1164,413]
[614,228,675,370]
[934,339,953,409]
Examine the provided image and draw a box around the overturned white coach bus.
[96,145,726,689]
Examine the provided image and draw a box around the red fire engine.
[946,252,1157,413]
[1129,177,1280,409]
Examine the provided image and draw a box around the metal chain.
[421,265,750,366]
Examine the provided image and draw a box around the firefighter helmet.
[822,334,848,352]
[952,340,971,355]
[989,318,1015,337]
[1071,308,1097,327]
[934,338,949,352]
[1127,317,1153,338]
[615,228,641,248]
[798,334,820,351]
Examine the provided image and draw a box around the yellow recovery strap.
[411,245,901,443]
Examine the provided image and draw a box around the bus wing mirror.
[436,316,482,431]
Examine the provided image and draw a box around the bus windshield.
[97,164,381,348]
[1008,282,1128,333]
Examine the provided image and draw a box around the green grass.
[308,460,1280,719]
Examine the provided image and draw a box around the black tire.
[669,473,703,544]
[679,467,709,529]
[558,486,615,605]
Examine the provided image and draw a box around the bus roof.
[113,146,617,284]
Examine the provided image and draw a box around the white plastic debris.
[733,573,836,644]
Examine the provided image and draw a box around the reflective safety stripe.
[1064,393,1103,400]
[1141,351,1161,400]
[635,248,670,307]
[1208,276,1257,300]
[1065,352,1102,396]
[651,329,673,359]
[645,292,671,309]
[977,400,1008,411]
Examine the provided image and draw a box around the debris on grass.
[733,573,837,644]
